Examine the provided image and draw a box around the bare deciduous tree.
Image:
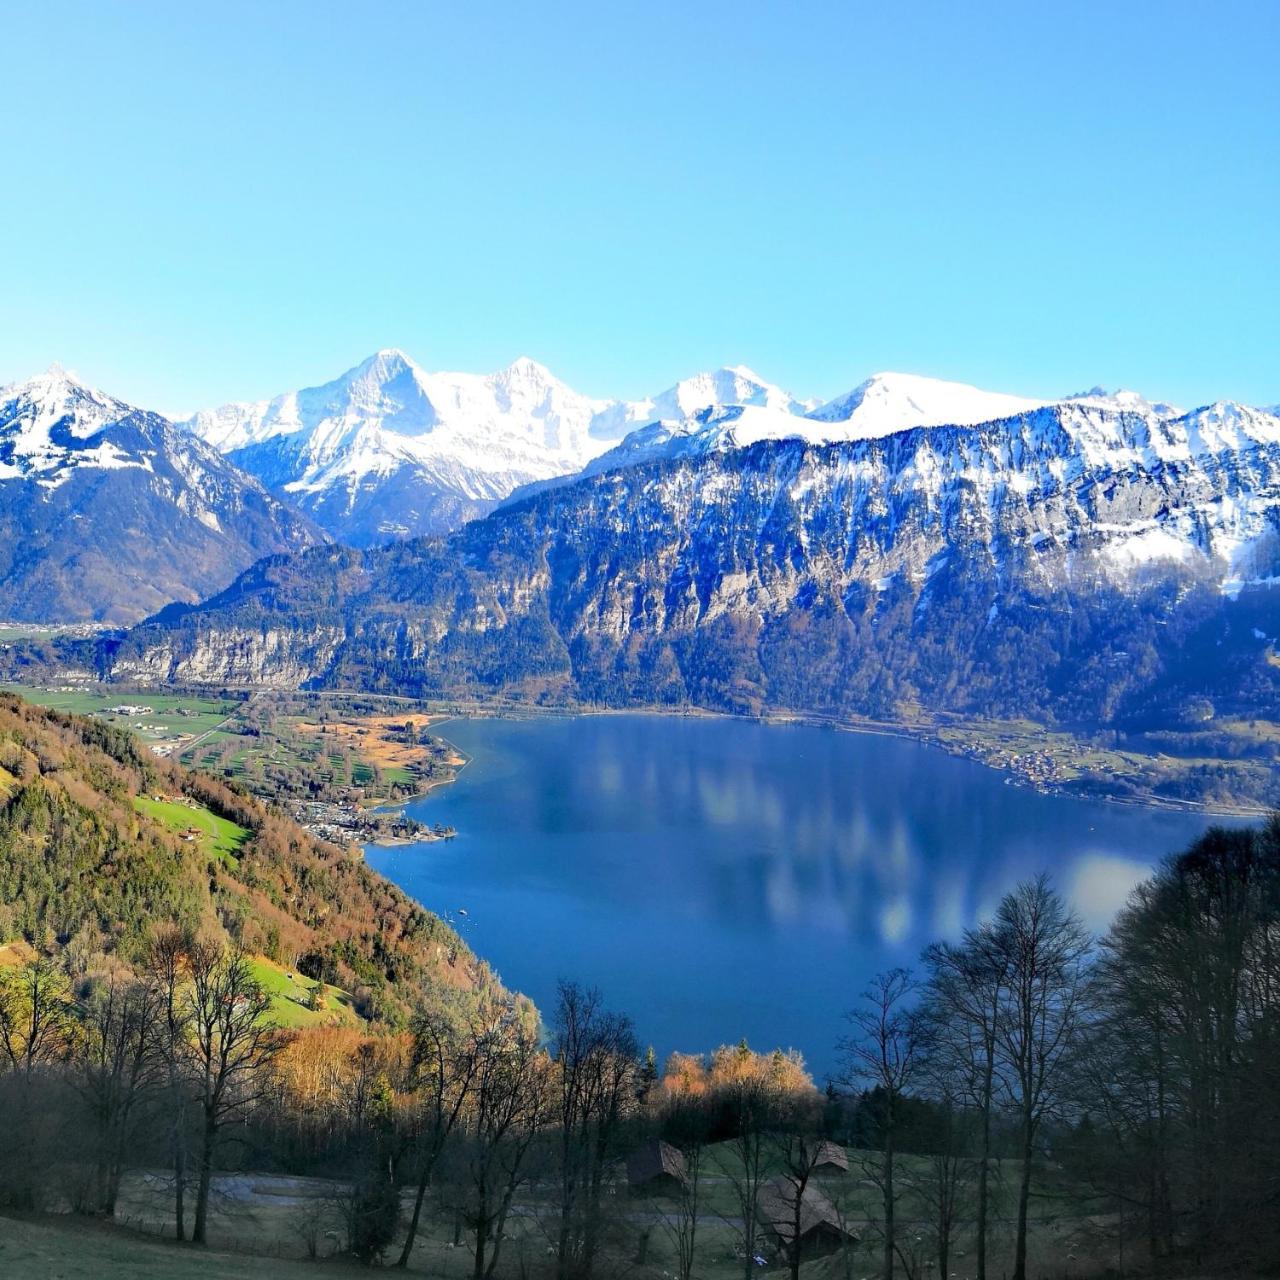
[73,976,165,1213]
[991,876,1093,1280]
[718,1071,780,1279]
[447,1020,551,1280]
[920,924,1010,1280]
[553,981,639,1280]
[396,1005,487,1268]
[657,1088,715,1280]
[840,968,920,1280]
[185,940,281,1245]
[146,923,195,1240]
[0,959,73,1078]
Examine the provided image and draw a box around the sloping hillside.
[0,692,506,1024]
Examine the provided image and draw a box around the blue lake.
[366,714,1235,1077]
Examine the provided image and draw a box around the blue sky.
[2,0,1277,412]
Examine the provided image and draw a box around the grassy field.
[0,1203,1114,1280]
[0,624,65,643]
[91,1144,1123,1280]
[180,709,455,803]
[0,622,114,644]
[0,683,241,755]
[5,933,359,1036]
[247,956,363,1030]
[0,1212,371,1279]
[133,795,251,867]
[183,716,382,791]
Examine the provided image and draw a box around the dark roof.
[757,1176,859,1244]
[626,1138,688,1188]
[812,1140,849,1172]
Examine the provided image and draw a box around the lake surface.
[367,714,1236,1077]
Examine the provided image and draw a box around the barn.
[625,1138,688,1196]
[811,1139,849,1174]
[757,1175,860,1262]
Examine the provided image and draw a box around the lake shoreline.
[408,701,1268,821]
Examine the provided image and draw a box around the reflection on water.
[367,715,1237,1076]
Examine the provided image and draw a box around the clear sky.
[2,0,1277,413]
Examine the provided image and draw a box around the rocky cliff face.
[108,399,1280,730]
[113,623,348,687]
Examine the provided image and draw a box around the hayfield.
[133,795,251,867]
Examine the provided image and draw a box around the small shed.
[757,1175,859,1262]
[626,1139,688,1197]
[811,1139,849,1175]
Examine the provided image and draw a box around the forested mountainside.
[101,400,1280,744]
[0,693,504,1024]
[0,368,324,622]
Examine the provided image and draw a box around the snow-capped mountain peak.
[499,354,557,382]
[180,353,822,544]
[810,371,1047,437]
[1174,400,1280,454]
[486,356,584,419]
[1064,386,1184,419]
[655,365,811,420]
[0,366,144,480]
[0,367,323,620]
[4,362,122,418]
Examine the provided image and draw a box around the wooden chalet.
[625,1138,688,1196]
[757,1175,859,1262]
[811,1139,849,1174]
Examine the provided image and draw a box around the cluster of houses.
[625,1138,860,1265]
[1000,748,1064,785]
[950,735,1071,788]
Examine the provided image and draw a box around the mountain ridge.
[180,349,1257,551]
[93,397,1280,811]
[0,367,325,622]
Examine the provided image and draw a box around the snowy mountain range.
[178,350,829,544]
[0,367,322,621]
[5,351,1279,638]
[181,351,1123,545]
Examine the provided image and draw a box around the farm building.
[625,1138,688,1196]
[811,1139,849,1174]
[757,1175,859,1262]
